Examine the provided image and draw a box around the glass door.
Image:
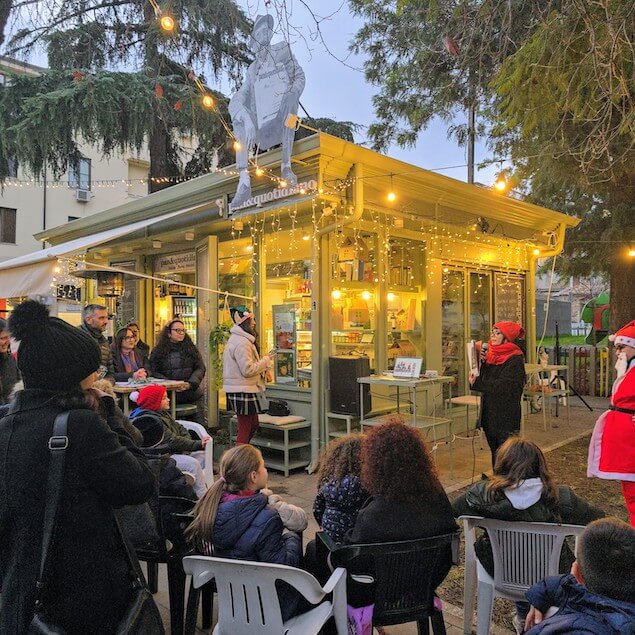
[442,269,466,395]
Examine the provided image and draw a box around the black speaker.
[329,355,371,416]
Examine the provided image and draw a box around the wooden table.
[113,380,189,418]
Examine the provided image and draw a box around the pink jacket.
[222,325,271,393]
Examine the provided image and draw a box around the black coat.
[471,354,526,442]
[0,352,19,404]
[111,345,151,382]
[0,389,155,634]
[149,342,206,394]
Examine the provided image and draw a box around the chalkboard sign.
[111,260,137,330]
[494,273,525,324]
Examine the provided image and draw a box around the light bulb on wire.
[202,94,214,109]
[159,14,176,32]
[233,141,241,151]
[494,176,508,192]
[628,247,635,258]
[387,174,396,202]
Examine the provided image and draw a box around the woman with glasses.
[111,327,150,383]
[588,320,635,525]
[126,322,150,358]
[149,319,206,423]
[469,321,527,468]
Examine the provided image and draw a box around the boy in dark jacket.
[130,384,210,454]
[524,518,635,634]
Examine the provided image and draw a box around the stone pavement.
[151,395,607,633]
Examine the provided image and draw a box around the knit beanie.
[8,300,101,390]
[230,305,252,326]
[131,413,165,448]
[494,321,525,343]
[137,384,167,411]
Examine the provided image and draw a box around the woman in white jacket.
[223,306,274,444]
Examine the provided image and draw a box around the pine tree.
[351,0,634,328]
[1,0,252,190]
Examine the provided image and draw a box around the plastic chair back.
[461,516,584,597]
[320,531,459,627]
[182,555,347,635]
[178,419,214,485]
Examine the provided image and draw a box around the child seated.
[523,518,635,634]
[305,434,369,582]
[185,445,307,621]
[131,384,209,497]
[130,385,210,454]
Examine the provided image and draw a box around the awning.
[0,208,193,298]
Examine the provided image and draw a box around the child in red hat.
[130,384,211,497]
[588,320,635,525]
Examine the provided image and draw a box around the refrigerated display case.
[154,289,197,344]
[270,302,312,387]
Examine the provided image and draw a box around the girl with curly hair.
[149,318,206,423]
[347,417,457,544]
[452,436,605,634]
[305,434,369,583]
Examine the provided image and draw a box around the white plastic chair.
[182,555,348,635]
[178,420,214,486]
[459,515,585,635]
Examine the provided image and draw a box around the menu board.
[494,274,525,324]
[111,260,137,329]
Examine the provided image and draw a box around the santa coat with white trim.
[588,361,635,481]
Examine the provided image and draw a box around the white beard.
[615,352,628,378]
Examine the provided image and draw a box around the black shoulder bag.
[29,412,165,635]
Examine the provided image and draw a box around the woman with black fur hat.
[0,300,156,634]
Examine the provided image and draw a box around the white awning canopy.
[0,208,192,299]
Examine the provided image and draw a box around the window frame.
[0,207,17,244]
[68,156,92,191]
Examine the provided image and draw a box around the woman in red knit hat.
[469,321,527,467]
[588,320,635,525]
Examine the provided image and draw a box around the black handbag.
[268,398,290,417]
[28,412,165,635]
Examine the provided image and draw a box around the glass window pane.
[470,272,492,343]
[386,237,425,369]
[330,230,377,373]
[442,270,466,395]
[263,227,312,387]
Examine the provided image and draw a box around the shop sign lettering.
[155,252,196,273]
[229,179,318,214]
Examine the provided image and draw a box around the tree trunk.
[609,254,635,332]
[0,0,12,46]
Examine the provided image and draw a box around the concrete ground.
[152,395,607,633]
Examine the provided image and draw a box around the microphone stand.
[552,321,593,413]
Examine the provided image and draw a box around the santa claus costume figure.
[588,320,635,525]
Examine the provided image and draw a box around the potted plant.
[209,322,231,390]
[213,427,231,463]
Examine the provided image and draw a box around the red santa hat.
[610,320,635,349]
[494,321,525,343]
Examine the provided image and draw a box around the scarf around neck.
[486,341,524,365]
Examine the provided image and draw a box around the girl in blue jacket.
[186,445,305,620]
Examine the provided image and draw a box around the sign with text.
[154,252,196,273]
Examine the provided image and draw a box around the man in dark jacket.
[524,518,635,635]
[0,318,19,404]
[80,303,115,379]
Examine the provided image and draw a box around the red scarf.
[486,341,524,365]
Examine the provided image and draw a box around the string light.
[628,247,635,257]
[494,176,507,192]
[159,14,176,32]
[387,174,396,202]
[202,94,214,109]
